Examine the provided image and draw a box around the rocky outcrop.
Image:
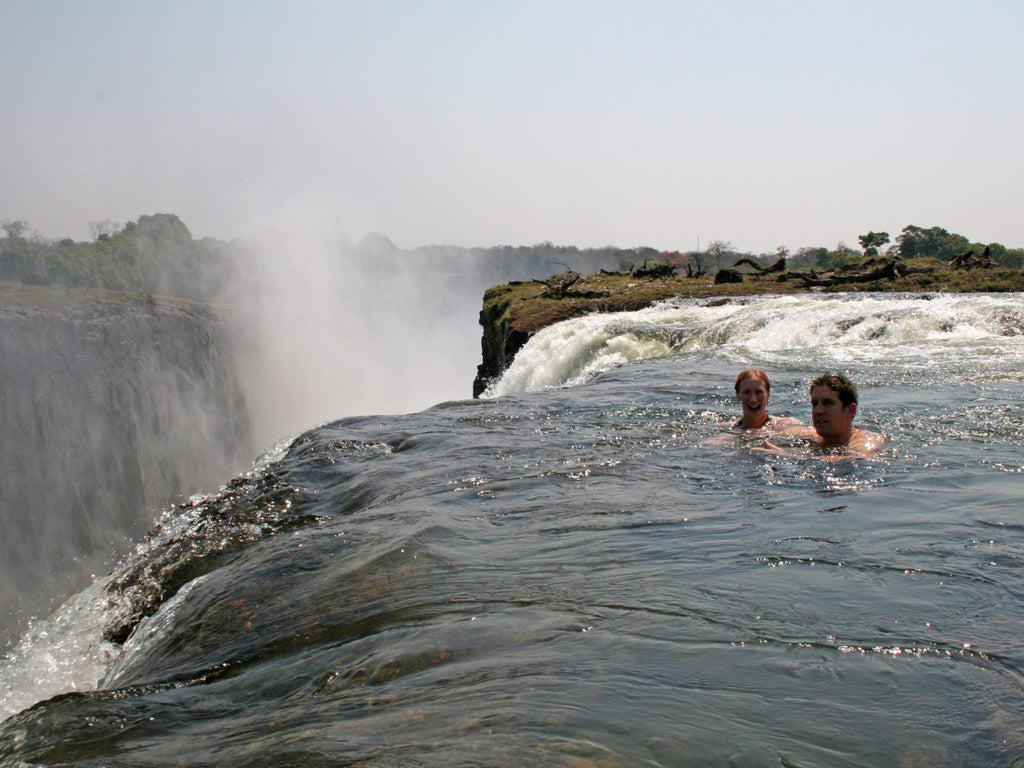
[472,273,703,397]
[714,268,744,284]
[473,283,533,397]
[0,283,253,646]
[472,259,1024,397]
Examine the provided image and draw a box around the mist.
[0,282,253,648]
[222,217,487,449]
[1,205,651,650]
[0,220,493,650]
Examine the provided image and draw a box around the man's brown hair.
[810,373,858,408]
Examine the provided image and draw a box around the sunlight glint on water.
[2,293,1023,767]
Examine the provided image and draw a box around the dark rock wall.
[472,286,532,398]
[0,286,252,646]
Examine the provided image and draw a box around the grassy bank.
[483,259,1024,337]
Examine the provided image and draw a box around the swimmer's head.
[734,368,770,394]
[810,373,857,408]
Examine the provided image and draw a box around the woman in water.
[732,368,801,431]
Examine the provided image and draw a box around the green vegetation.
[2,216,1022,304]
[0,214,240,301]
[787,225,1024,270]
[483,251,1024,340]
[857,231,890,256]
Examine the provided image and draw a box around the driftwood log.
[533,270,581,299]
[950,246,992,269]
[730,257,765,272]
[790,259,903,288]
[630,261,677,279]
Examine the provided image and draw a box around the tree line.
[713,227,1023,273]
[2,215,1021,303]
[0,214,239,302]
[0,217,664,301]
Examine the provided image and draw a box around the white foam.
[0,577,121,722]
[482,294,1024,395]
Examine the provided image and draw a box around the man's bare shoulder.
[779,425,885,459]
[849,428,885,456]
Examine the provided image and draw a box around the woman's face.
[737,377,770,424]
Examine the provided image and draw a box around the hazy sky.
[2,0,1021,253]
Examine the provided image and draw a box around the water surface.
[2,293,1022,766]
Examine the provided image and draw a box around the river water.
[1,293,1022,766]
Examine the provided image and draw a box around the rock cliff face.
[472,284,533,397]
[472,273,709,397]
[0,284,252,646]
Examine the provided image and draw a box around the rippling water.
[2,293,1023,767]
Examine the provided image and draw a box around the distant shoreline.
[472,261,1024,396]
[488,260,1024,334]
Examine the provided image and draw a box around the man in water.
[783,372,884,458]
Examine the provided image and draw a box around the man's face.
[737,377,769,421]
[810,384,856,441]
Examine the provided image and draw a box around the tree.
[820,243,863,271]
[999,247,1024,269]
[705,240,733,271]
[895,225,970,261]
[2,219,30,240]
[89,220,121,241]
[858,231,890,256]
[789,246,827,270]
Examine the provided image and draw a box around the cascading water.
[2,293,1023,767]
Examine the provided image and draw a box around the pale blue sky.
[2,0,1021,252]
